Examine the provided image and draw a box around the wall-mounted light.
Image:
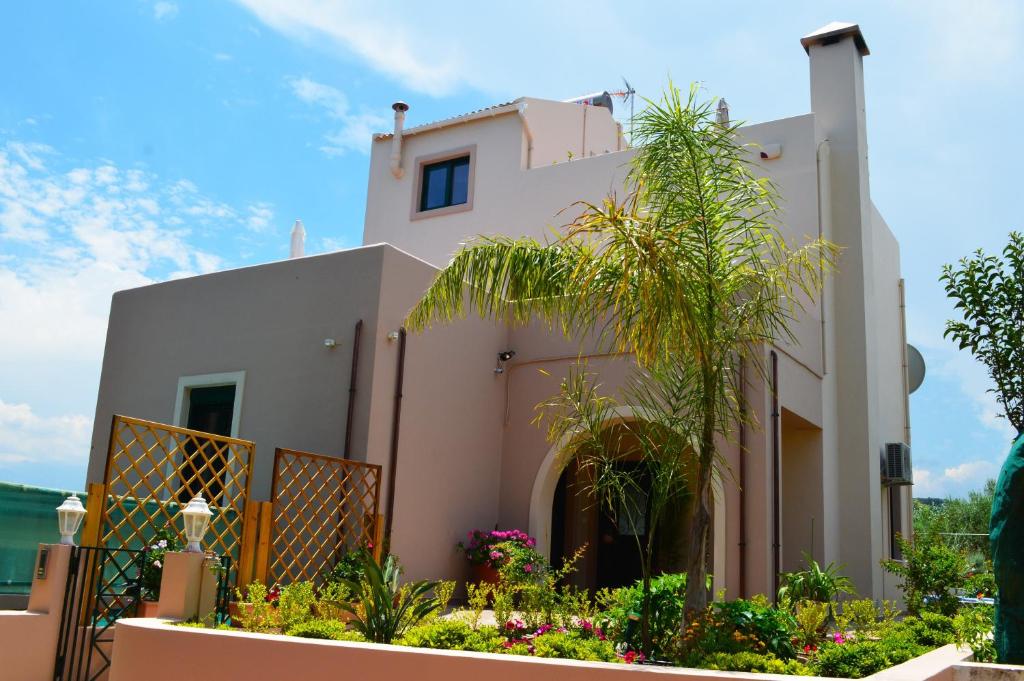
[324,338,338,349]
[494,350,516,374]
[387,331,400,342]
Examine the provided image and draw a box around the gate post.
[252,501,273,586]
[0,544,74,680]
[80,482,106,548]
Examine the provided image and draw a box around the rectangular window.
[889,486,903,560]
[419,155,470,212]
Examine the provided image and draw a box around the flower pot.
[471,563,500,586]
[136,600,160,618]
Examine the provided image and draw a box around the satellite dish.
[907,344,926,394]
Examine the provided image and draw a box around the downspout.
[738,357,747,599]
[770,350,781,602]
[390,101,409,179]
[383,328,407,546]
[816,139,830,374]
[342,319,363,458]
[517,101,534,169]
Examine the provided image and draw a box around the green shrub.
[596,572,689,659]
[701,651,812,675]
[397,620,503,653]
[844,598,880,632]
[954,606,997,663]
[883,534,967,616]
[286,618,365,642]
[715,599,798,659]
[905,612,956,646]
[813,637,927,679]
[529,631,619,662]
[794,600,828,647]
[336,551,441,644]
[777,554,854,609]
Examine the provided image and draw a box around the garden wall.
[108,619,997,681]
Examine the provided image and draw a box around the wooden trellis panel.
[85,415,255,588]
[263,448,381,586]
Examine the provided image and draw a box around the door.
[179,384,236,503]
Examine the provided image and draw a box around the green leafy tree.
[940,231,1024,434]
[913,480,996,563]
[407,83,837,620]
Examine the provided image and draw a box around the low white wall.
[109,619,998,681]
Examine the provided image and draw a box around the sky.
[0,1,1022,496]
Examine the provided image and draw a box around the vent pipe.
[716,99,730,126]
[390,101,409,179]
[289,219,305,258]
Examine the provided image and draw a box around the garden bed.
[108,618,984,681]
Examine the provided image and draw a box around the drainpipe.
[738,357,747,599]
[383,328,407,546]
[390,101,409,179]
[815,139,830,374]
[342,320,363,458]
[770,350,781,602]
[517,101,534,169]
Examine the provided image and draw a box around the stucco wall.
[87,245,392,498]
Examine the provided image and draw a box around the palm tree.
[407,83,838,619]
[536,363,697,656]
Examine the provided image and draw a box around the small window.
[419,156,470,212]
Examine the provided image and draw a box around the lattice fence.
[83,415,255,587]
[264,448,381,585]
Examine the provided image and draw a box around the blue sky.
[0,1,1021,495]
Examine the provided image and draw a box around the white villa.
[85,22,914,602]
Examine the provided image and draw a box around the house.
[84,22,913,602]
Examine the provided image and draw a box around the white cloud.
[287,77,386,155]
[0,140,275,471]
[234,1,462,95]
[246,202,274,231]
[914,459,1000,498]
[153,1,179,21]
[0,400,91,466]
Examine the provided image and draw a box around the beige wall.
[88,246,390,498]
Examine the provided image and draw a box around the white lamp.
[56,495,87,546]
[180,495,213,553]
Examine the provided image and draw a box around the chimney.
[803,21,884,600]
[289,219,305,258]
[390,101,409,179]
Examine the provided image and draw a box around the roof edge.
[374,99,524,141]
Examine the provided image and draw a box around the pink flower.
[833,632,845,644]
[490,550,503,560]
[523,563,533,573]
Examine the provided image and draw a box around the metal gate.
[53,546,146,681]
[253,448,382,586]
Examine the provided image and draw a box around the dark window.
[419,156,470,212]
[179,384,236,504]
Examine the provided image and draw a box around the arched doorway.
[540,418,695,591]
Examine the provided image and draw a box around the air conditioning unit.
[882,442,913,486]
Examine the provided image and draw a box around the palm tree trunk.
[682,385,716,625]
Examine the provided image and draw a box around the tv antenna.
[609,77,636,142]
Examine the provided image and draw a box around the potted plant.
[457,529,537,585]
[138,527,182,616]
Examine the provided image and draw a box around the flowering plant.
[457,529,537,569]
[140,527,182,600]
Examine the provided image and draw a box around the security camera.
[498,350,516,362]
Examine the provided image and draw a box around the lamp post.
[180,495,213,553]
[56,495,87,546]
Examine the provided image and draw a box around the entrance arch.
[527,407,727,592]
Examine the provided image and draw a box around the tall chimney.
[802,22,883,600]
[290,219,305,259]
[390,101,409,179]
